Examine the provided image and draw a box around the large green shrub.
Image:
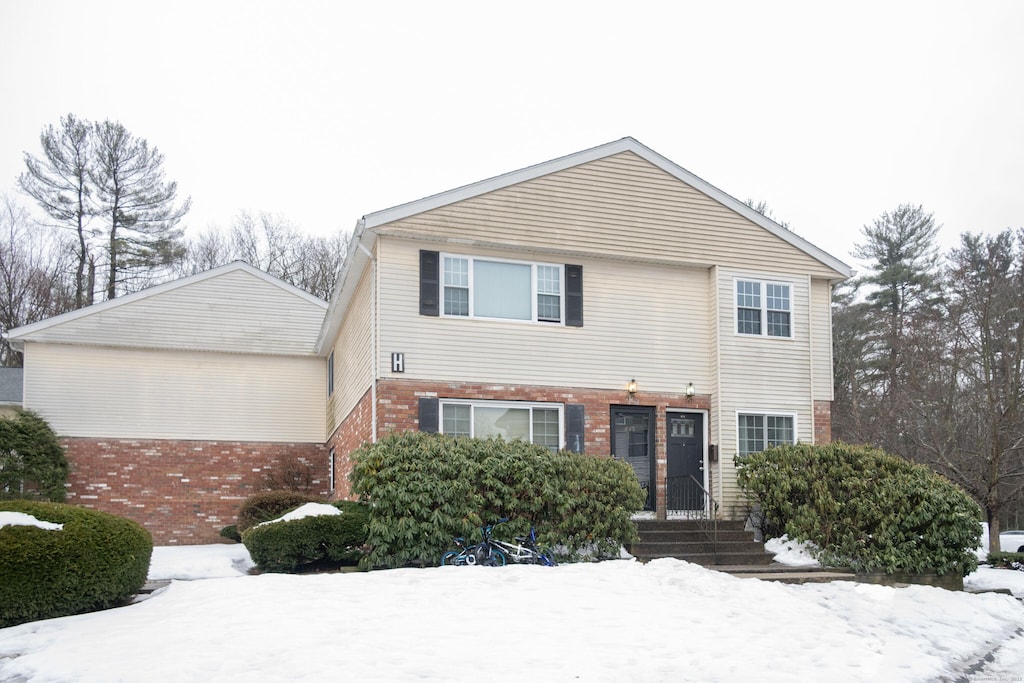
[241,500,369,573]
[0,500,153,627]
[0,409,68,502]
[736,442,981,576]
[236,490,321,532]
[350,431,645,568]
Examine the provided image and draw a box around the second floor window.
[443,255,562,323]
[736,279,791,338]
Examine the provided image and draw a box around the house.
[7,263,331,542]
[9,137,852,543]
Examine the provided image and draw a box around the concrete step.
[711,564,857,583]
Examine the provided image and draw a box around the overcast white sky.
[2,0,1022,272]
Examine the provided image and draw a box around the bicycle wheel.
[538,550,558,567]
[481,547,507,567]
[440,550,460,566]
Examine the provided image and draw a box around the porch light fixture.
[685,382,695,399]
[626,379,638,397]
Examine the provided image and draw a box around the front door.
[666,412,705,512]
[611,407,655,511]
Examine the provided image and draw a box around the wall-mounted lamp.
[685,382,695,399]
[626,378,638,397]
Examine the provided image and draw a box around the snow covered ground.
[2,541,1024,682]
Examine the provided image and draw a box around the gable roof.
[362,137,852,276]
[9,262,329,356]
[317,138,852,353]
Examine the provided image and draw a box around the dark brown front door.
[611,406,655,511]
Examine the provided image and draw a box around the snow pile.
[0,547,1022,682]
[148,544,255,581]
[764,535,820,567]
[0,511,62,531]
[254,502,340,527]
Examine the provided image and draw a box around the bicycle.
[440,519,556,567]
[440,534,506,567]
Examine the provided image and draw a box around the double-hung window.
[442,255,563,324]
[440,400,563,451]
[737,413,795,456]
[736,279,792,338]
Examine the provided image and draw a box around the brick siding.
[335,378,713,519]
[62,438,329,544]
[813,400,833,444]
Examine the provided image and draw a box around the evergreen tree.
[0,409,68,502]
[91,120,190,299]
[851,204,944,455]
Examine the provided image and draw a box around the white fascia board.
[7,261,328,347]
[315,220,374,356]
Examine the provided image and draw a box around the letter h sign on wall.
[391,352,405,373]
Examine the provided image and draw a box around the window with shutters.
[439,399,563,451]
[420,250,581,326]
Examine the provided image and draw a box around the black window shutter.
[565,264,583,327]
[418,398,439,433]
[420,250,440,316]
[565,403,585,453]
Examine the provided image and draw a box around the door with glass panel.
[666,412,704,512]
[611,407,655,511]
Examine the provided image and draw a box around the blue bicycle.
[440,520,557,567]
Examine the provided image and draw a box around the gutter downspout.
[357,240,378,443]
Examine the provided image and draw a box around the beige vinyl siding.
[715,268,814,516]
[810,279,835,401]
[327,263,375,435]
[377,238,712,393]
[20,269,325,356]
[23,342,324,441]
[377,152,842,280]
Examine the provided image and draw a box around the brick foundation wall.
[63,438,330,544]
[327,387,374,500]
[813,400,833,444]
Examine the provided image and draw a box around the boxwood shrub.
[736,442,981,576]
[349,431,645,568]
[236,490,321,532]
[241,500,369,573]
[0,500,153,627]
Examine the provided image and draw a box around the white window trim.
[733,277,794,339]
[735,410,799,455]
[439,399,565,448]
[441,252,565,325]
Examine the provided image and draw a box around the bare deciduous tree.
[181,211,346,300]
[18,114,94,308]
[0,195,74,366]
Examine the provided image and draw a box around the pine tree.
[91,120,190,299]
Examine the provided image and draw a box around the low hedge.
[737,442,981,576]
[236,490,321,532]
[350,432,645,568]
[0,500,153,627]
[986,551,1024,570]
[242,501,369,573]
